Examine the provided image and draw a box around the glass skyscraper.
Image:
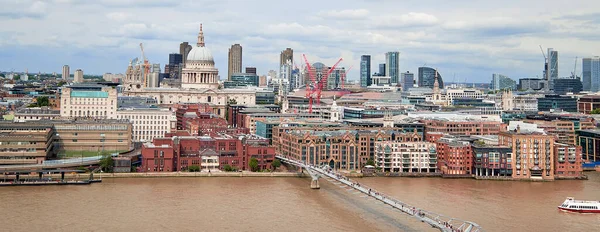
[385,52,400,84]
[360,55,371,88]
[583,57,600,92]
[547,48,558,90]
[401,71,414,92]
[490,74,516,90]
[418,67,443,89]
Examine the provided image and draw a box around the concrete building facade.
[374,141,437,173]
[60,84,118,119]
[228,44,243,81]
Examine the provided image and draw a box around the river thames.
[1,172,599,231]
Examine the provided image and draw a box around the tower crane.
[316,58,343,107]
[139,43,151,88]
[572,56,578,78]
[302,54,317,113]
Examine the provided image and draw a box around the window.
[72,139,78,142]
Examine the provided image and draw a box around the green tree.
[36,96,50,107]
[271,159,281,171]
[99,156,114,172]
[223,164,233,172]
[188,165,200,172]
[13,74,20,80]
[590,109,600,114]
[57,81,67,87]
[366,159,375,166]
[249,158,259,172]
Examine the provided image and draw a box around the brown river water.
[1,172,599,232]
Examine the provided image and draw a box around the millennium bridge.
[276,155,483,232]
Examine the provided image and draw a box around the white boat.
[558,197,600,213]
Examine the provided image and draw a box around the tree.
[188,165,200,172]
[366,159,375,166]
[99,156,114,172]
[13,74,20,81]
[271,159,281,171]
[249,158,259,172]
[590,109,600,114]
[36,96,50,107]
[223,164,234,172]
[57,81,67,87]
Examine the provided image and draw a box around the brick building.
[141,131,275,172]
[577,95,600,114]
[421,119,505,143]
[472,143,513,178]
[273,126,421,170]
[499,122,555,180]
[174,103,214,130]
[554,143,583,178]
[436,136,474,176]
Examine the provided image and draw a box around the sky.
[1,0,600,83]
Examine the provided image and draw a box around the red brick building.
[422,119,505,143]
[141,131,275,172]
[554,143,583,178]
[174,103,214,130]
[436,137,474,176]
[577,95,600,114]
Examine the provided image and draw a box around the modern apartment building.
[374,141,437,173]
[436,137,473,176]
[582,56,600,92]
[554,143,583,178]
[62,65,70,80]
[74,69,84,83]
[385,52,400,84]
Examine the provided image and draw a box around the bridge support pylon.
[310,178,320,189]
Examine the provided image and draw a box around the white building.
[14,107,61,122]
[60,84,118,119]
[103,73,125,82]
[375,141,437,173]
[116,107,176,142]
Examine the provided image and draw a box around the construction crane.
[315,58,343,107]
[340,65,353,89]
[139,43,151,88]
[302,54,317,113]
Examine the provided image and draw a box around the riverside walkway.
[277,155,483,232]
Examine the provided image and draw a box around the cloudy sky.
[1,0,599,83]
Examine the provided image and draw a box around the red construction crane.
[341,65,353,89]
[139,43,151,88]
[302,54,317,113]
[315,58,343,106]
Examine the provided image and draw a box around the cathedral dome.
[187,46,213,62]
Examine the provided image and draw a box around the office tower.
[179,42,192,66]
[491,74,517,90]
[418,67,443,89]
[385,52,400,84]
[280,48,293,69]
[280,61,292,91]
[62,65,70,80]
[546,48,558,90]
[360,55,371,88]
[74,69,84,83]
[245,67,257,75]
[228,44,243,81]
[583,57,600,92]
[169,53,183,65]
[553,78,583,95]
[401,71,414,92]
[379,63,386,76]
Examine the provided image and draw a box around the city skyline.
[1,0,600,82]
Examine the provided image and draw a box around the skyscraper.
[401,71,414,92]
[169,53,183,65]
[280,48,293,69]
[378,64,386,76]
[491,74,516,90]
[385,52,400,84]
[583,56,600,92]
[74,69,84,83]
[418,67,443,89]
[228,44,243,81]
[360,55,371,88]
[179,42,192,66]
[62,65,70,80]
[547,48,558,90]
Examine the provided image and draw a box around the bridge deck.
[277,156,483,232]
